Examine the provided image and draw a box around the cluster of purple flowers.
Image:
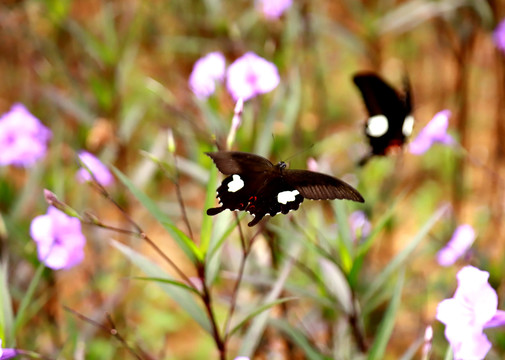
[0,104,113,271]
[189,51,280,102]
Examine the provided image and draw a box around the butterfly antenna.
[284,144,315,162]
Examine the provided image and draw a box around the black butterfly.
[206,151,364,226]
[353,72,414,165]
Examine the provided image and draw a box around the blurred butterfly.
[353,72,414,165]
[206,151,364,226]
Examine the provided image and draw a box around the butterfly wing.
[284,169,364,203]
[207,172,303,227]
[245,177,304,226]
[206,151,274,175]
[353,72,413,156]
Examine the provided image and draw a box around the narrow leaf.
[112,166,199,263]
[13,262,45,335]
[271,318,330,360]
[132,277,199,295]
[112,240,211,333]
[200,164,217,254]
[367,269,405,360]
[229,297,297,337]
[363,204,448,302]
[239,244,301,356]
[319,259,352,314]
[0,261,14,344]
[332,201,353,272]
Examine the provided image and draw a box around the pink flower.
[493,19,505,53]
[436,266,505,359]
[0,103,51,167]
[437,224,475,267]
[30,206,86,270]
[226,52,280,101]
[76,151,114,187]
[189,52,226,99]
[257,0,292,19]
[409,110,455,155]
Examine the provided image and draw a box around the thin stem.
[85,176,195,289]
[64,307,144,360]
[106,313,144,360]
[223,215,249,339]
[196,263,226,359]
[349,290,368,353]
[223,220,266,341]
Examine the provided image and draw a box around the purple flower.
[349,211,371,242]
[0,340,17,360]
[437,224,475,267]
[76,151,114,187]
[189,52,226,99]
[257,0,292,19]
[226,52,280,101]
[0,103,51,167]
[234,357,249,360]
[493,19,505,53]
[436,266,505,359]
[409,110,455,155]
[30,206,86,270]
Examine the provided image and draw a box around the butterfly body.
[206,151,364,226]
[353,72,414,164]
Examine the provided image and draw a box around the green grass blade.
[239,244,301,356]
[367,269,405,360]
[200,164,217,255]
[332,201,353,273]
[13,262,45,335]
[319,258,352,314]
[0,261,14,344]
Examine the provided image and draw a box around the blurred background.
[1,0,505,359]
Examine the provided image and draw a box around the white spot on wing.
[227,174,244,193]
[402,115,414,136]
[366,115,389,137]
[277,190,300,204]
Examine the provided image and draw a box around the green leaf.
[271,318,331,360]
[200,164,217,255]
[112,166,201,263]
[239,244,301,356]
[332,201,353,272]
[367,269,405,360]
[350,196,400,287]
[363,204,448,302]
[443,345,453,360]
[229,297,297,337]
[319,258,352,314]
[13,262,45,335]
[112,240,211,333]
[132,277,200,295]
[0,261,14,345]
